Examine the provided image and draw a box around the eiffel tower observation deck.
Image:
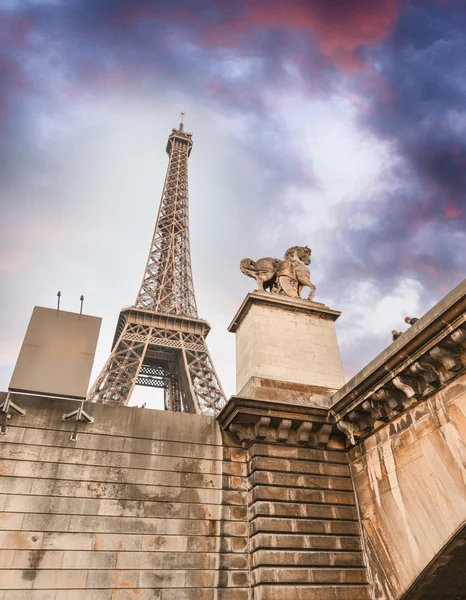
[87,116,226,414]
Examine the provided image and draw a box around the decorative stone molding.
[335,322,466,446]
[222,278,466,449]
[217,396,344,449]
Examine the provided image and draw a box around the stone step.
[250,456,351,478]
[251,549,366,568]
[250,485,356,505]
[251,533,362,552]
[252,584,371,600]
[250,517,360,536]
[250,500,357,521]
[249,471,354,491]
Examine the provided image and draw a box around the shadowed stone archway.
[402,523,466,600]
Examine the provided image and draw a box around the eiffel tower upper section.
[87,117,226,414]
[135,118,198,318]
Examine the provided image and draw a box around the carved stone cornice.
[331,279,466,446]
[227,292,341,333]
[217,396,340,449]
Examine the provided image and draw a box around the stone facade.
[0,279,465,598]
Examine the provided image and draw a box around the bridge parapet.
[330,279,466,599]
[330,279,466,446]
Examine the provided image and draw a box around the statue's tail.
[240,258,257,278]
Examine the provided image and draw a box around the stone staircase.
[247,442,370,600]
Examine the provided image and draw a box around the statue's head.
[285,245,312,265]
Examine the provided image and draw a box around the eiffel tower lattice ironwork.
[87,117,226,414]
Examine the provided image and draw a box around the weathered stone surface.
[349,372,466,600]
[0,395,249,599]
[230,293,345,400]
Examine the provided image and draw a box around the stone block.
[250,501,357,522]
[0,569,33,589]
[32,569,88,589]
[253,585,371,600]
[250,517,359,536]
[251,533,361,552]
[85,569,139,588]
[249,471,353,491]
[21,514,70,532]
[0,532,43,550]
[0,550,15,568]
[0,513,24,530]
[251,550,365,568]
[252,566,368,585]
[232,295,344,397]
[3,592,56,600]
[250,486,355,506]
[42,532,94,551]
[138,570,186,588]
[93,534,142,551]
[11,549,64,569]
[111,591,161,600]
[0,477,32,495]
[250,443,347,463]
[250,456,350,478]
[61,550,117,569]
[56,593,112,600]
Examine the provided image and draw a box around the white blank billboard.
[9,306,101,399]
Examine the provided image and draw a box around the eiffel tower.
[87,116,226,414]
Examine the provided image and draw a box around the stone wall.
[0,393,250,599]
[245,441,369,600]
[218,396,371,600]
[348,373,466,599]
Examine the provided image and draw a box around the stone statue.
[240,245,316,301]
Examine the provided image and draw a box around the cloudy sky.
[1,0,465,408]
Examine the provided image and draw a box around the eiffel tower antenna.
[87,119,226,414]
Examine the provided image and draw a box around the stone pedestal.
[228,292,345,407]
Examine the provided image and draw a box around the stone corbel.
[361,400,384,423]
[371,388,403,419]
[315,423,333,447]
[429,345,462,380]
[410,358,440,384]
[336,418,359,446]
[409,359,439,395]
[347,409,374,432]
[276,419,292,442]
[229,423,253,446]
[296,421,313,444]
[254,417,271,440]
[450,326,466,350]
[392,374,423,400]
